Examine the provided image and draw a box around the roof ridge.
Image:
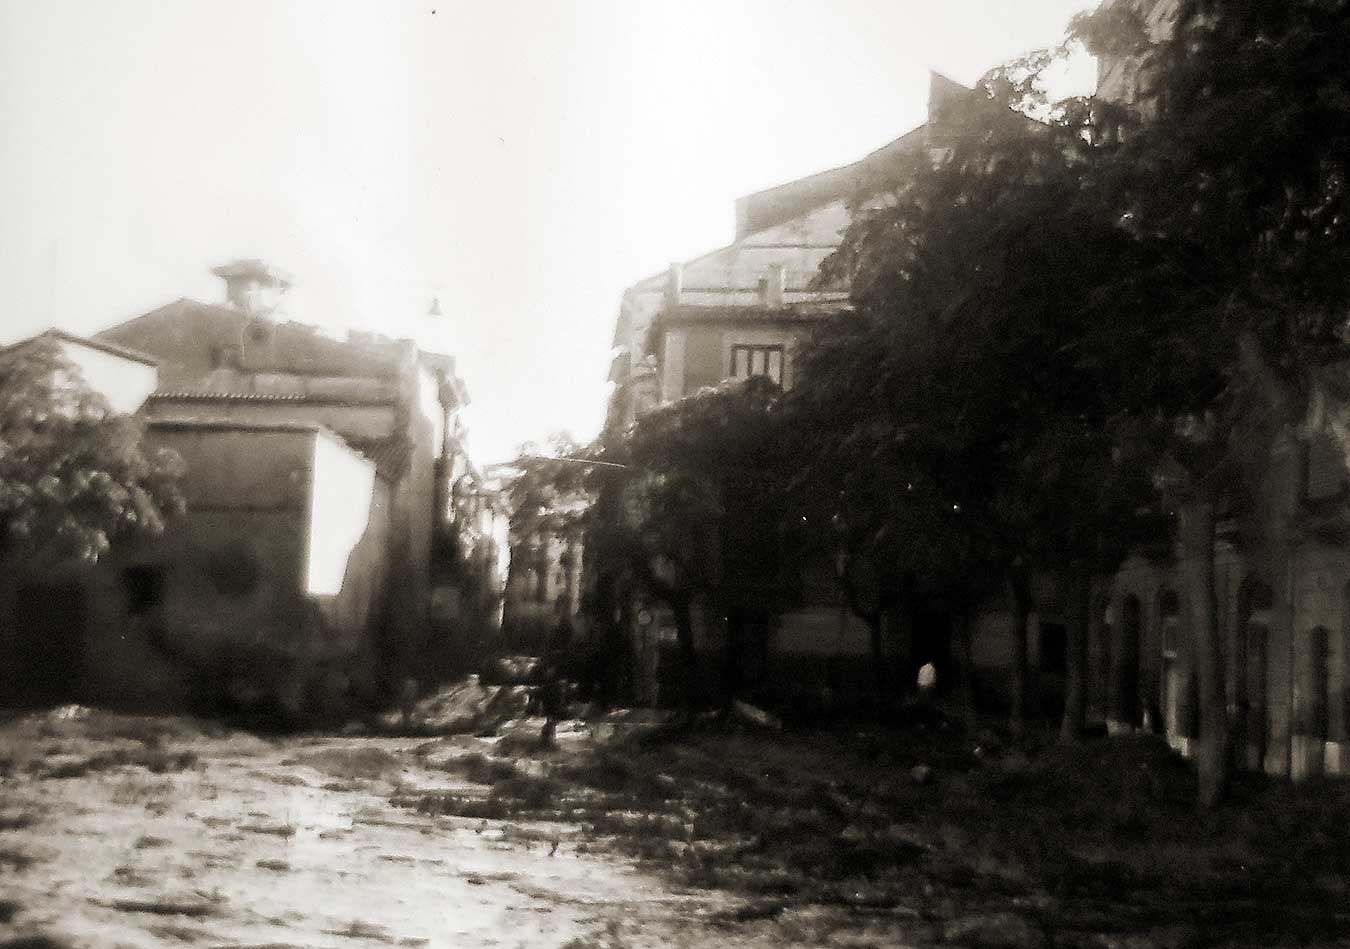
[148,388,396,405]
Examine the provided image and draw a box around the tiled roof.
[657,303,847,324]
[147,389,395,406]
[95,299,405,380]
[147,418,324,435]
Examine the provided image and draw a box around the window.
[730,344,784,385]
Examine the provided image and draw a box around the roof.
[1,328,160,366]
[733,123,930,239]
[341,434,413,480]
[147,388,396,407]
[731,72,1007,239]
[146,418,409,480]
[657,303,847,325]
[610,74,1034,363]
[146,418,324,435]
[95,299,405,380]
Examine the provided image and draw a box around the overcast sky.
[0,1,1096,464]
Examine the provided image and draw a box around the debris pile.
[376,675,534,736]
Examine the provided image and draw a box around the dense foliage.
[781,0,1350,798]
[584,376,791,707]
[0,338,184,565]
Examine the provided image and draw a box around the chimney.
[211,259,292,316]
[665,262,683,307]
[764,265,787,307]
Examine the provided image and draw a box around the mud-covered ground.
[0,709,744,949]
[6,706,1350,949]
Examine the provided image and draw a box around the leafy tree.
[1071,0,1350,804]
[501,432,593,654]
[588,376,790,710]
[0,337,184,567]
[798,69,1169,737]
[800,0,1350,801]
[506,432,592,543]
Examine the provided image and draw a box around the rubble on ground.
[373,674,534,736]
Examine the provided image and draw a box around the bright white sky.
[0,1,1096,464]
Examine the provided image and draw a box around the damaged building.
[0,260,493,718]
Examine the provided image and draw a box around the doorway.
[1115,595,1143,726]
[7,583,86,707]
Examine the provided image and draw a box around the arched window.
[1116,595,1143,726]
[1309,626,1330,742]
[1159,590,1182,657]
[1157,589,1195,739]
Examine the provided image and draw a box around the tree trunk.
[867,612,886,715]
[1010,570,1032,737]
[672,594,704,713]
[893,591,916,701]
[1060,565,1091,744]
[955,608,978,730]
[723,608,743,708]
[1181,491,1230,808]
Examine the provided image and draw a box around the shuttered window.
[730,344,784,385]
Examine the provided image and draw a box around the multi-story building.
[608,72,976,432]
[602,73,1029,707]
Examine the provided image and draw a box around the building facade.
[1086,0,1350,778]
[0,260,489,718]
[600,74,1052,707]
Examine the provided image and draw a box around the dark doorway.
[1308,626,1330,772]
[1249,623,1269,769]
[724,607,771,700]
[122,565,164,615]
[1097,620,1114,719]
[1238,577,1274,770]
[1158,590,1188,738]
[7,583,86,708]
[1115,595,1143,726]
[1038,622,1068,719]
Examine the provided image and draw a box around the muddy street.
[0,709,743,949]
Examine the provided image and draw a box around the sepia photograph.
[2,1,1349,945]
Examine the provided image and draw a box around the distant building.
[502,521,584,643]
[0,260,491,717]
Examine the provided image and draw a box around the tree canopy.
[782,0,1350,789]
[585,375,791,706]
[0,337,184,565]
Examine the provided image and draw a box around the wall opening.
[122,565,164,615]
[1038,621,1067,719]
[1115,594,1143,726]
[1158,589,1194,738]
[1238,577,1274,768]
[1309,626,1330,742]
[9,583,86,707]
